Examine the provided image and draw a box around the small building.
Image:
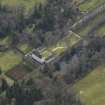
[31,54,45,65]
[25,49,46,65]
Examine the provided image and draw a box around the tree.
[41,80,82,105]
[28,0,80,47]
[6,79,43,105]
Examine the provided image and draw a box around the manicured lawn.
[79,0,105,11]
[0,0,46,12]
[73,65,105,105]
[0,51,22,72]
[41,32,81,59]
[41,49,52,59]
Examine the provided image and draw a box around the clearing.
[73,65,105,105]
[0,51,22,72]
[0,0,46,13]
[79,0,105,12]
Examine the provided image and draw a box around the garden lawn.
[79,0,105,12]
[0,51,22,72]
[41,32,81,59]
[73,65,105,105]
[77,14,104,36]
[0,0,46,13]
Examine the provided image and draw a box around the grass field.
[73,65,105,105]
[77,14,105,36]
[0,37,10,47]
[0,0,46,12]
[97,25,105,36]
[77,16,105,37]
[18,43,32,54]
[0,51,22,72]
[79,0,105,11]
[41,32,81,59]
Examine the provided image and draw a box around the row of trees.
[0,78,82,105]
[0,78,43,105]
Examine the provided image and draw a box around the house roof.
[31,54,45,64]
